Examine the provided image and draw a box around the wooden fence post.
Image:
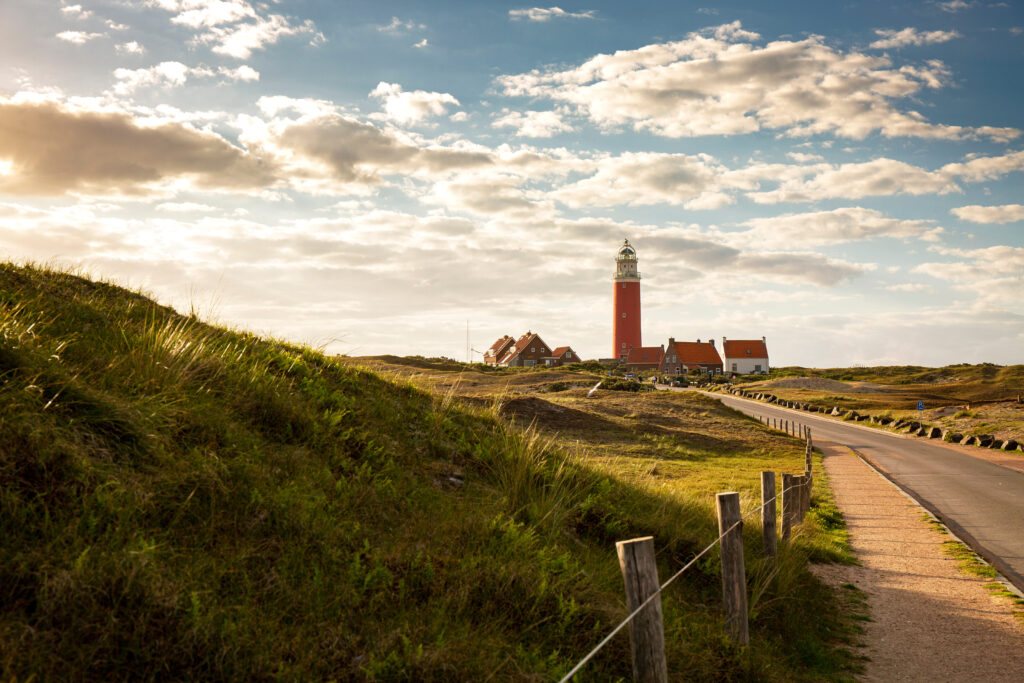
[716,492,749,646]
[616,537,668,683]
[781,473,795,540]
[795,475,810,521]
[761,472,777,558]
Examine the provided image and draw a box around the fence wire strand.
[558,470,809,683]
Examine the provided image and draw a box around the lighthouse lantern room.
[613,239,642,359]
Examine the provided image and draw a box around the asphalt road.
[695,389,1024,592]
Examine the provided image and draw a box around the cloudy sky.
[1,1,1022,366]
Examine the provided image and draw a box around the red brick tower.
[613,239,642,359]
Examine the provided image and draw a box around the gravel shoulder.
[814,442,1024,682]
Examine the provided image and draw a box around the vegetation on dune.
[2,264,860,681]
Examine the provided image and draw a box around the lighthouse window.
[621,283,626,288]
[621,313,626,318]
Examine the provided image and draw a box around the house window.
[732,363,737,372]
[746,349,751,355]
[530,347,535,352]
[754,364,762,372]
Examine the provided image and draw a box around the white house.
[722,337,769,375]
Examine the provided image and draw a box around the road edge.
[841,442,1024,599]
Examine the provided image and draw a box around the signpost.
[917,401,925,411]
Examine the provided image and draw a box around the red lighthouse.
[613,239,642,359]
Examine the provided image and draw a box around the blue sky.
[1,1,1022,366]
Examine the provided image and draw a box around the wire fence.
[558,473,807,682]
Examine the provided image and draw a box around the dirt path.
[814,443,1024,682]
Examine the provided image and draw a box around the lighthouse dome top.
[617,239,637,260]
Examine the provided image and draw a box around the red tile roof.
[485,335,515,361]
[501,332,551,363]
[626,346,664,364]
[670,341,722,365]
[723,339,768,359]
[550,346,572,357]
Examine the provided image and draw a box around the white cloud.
[116,41,146,55]
[106,20,130,30]
[886,283,931,292]
[508,7,596,21]
[110,61,258,94]
[147,1,322,59]
[740,207,941,246]
[155,202,219,212]
[743,158,957,204]
[0,95,275,197]
[369,82,459,124]
[492,109,573,137]
[914,244,1024,304]
[112,61,201,94]
[937,0,971,11]
[377,17,425,32]
[496,21,1017,142]
[56,30,105,44]
[869,28,961,49]
[413,38,428,48]
[166,0,256,28]
[219,65,259,81]
[786,152,824,163]
[951,204,1024,223]
[940,149,1024,180]
[551,151,736,209]
[61,4,92,18]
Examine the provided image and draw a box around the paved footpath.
[815,443,1024,682]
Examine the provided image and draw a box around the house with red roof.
[549,346,580,366]
[662,337,723,375]
[484,332,578,367]
[626,345,664,372]
[722,337,769,375]
[483,335,515,365]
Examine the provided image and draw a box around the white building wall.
[724,356,769,374]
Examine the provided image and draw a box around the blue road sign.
[917,401,925,411]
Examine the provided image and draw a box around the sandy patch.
[814,443,1024,681]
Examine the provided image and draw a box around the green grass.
[2,263,861,681]
[922,515,1024,624]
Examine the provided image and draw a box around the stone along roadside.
[814,443,1024,682]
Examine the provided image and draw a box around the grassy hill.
[1,264,859,681]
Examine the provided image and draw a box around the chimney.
[722,336,727,348]
[709,338,715,347]
[696,338,701,343]
[762,336,766,343]
[668,337,675,346]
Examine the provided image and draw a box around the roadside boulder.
[944,432,963,443]
[831,407,845,416]
[1004,439,1019,451]
[893,420,907,430]
[926,427,942,439]
[879,417,893,426]
[857,414,870,422]
[990,439,1005,450]
[977,434,994,447]
[907,421,921,432]
[961,435,978,446]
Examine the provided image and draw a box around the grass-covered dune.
[1,264,857,681]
